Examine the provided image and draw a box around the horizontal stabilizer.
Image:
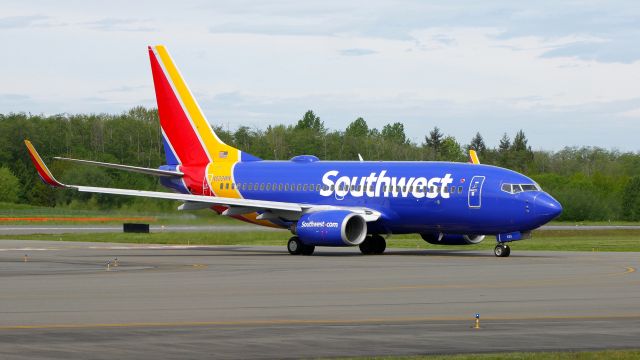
[54,157,183,177]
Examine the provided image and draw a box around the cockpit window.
[501,182,541,194]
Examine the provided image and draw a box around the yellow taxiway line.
[2,314,640,331]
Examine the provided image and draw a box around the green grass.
[0,202,242,225]
[2,229,640,252]
[339,349,640,359]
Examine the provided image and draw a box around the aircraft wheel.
[288,237,303,255]
[371,235,386,254]
[301,244,315,256]
[359,237,374,255]
[494,244,510,257]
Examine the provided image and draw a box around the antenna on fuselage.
[358,153,364,162]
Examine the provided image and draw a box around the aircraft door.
[468,176,485,208]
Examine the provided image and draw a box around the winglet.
[24,140,65,188]
[469,150,480,164]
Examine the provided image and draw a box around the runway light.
[106,261,111,271]
[474,313,480,329]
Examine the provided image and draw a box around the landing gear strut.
[494,243,511,257]
[287,236,315,255]
[359,235,386,255]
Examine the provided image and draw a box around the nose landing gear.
[494,244,511,257]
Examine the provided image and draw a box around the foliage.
[0,167,20,203]
[1,107,640,222]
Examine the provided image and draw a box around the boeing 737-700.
[25,45,562,257]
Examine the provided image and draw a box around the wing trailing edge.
[53,157,183,177]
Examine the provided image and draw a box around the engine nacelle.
[292,210,367,247]
[421,233,486,245]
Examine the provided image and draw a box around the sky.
[1,0,639,151]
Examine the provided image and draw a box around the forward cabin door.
[468,176,485,208]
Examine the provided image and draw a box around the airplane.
[24,45,562,257]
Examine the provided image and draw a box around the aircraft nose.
[534,192,562,221]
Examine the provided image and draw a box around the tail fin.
[148,45,260,166]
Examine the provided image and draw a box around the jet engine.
[292,210,367,246]
[421,233,485,245]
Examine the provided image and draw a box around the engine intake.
[421,233,485,245]
[293,210,367,246]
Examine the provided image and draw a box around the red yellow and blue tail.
[148,45,260,167]
[148,45,276,227]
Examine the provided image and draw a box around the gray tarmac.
[0,240,639,359]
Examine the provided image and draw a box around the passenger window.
[297,184,302,191]
[278,184,283,191]
[330,185,335,191]
[284,184,289,191]
[219,183,223,190]
[225,183,229,190]
[316,184,321,191]
[458,186,463,194]
[266,183,271,191]
[259,183,264,190]
[231,183,235,190]
[303,184,308,191]
[450,186,455,194]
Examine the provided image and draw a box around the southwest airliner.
[25,45,562,257]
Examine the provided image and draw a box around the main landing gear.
[494,243,511,257]
[359,235,386,255]
[287,236,315,256]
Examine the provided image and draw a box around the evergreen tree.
[499,133,511,152]
[425,126,443,151]
[511,130,529,152]
[468,132,487,154]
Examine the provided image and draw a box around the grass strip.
[338,349,640,360]
[1,229,639,252]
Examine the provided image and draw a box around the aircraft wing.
[24,140,381,222]
[53,157,183,177]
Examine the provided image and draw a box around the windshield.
[501,183,541,194]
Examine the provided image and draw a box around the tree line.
[1,107,640,221]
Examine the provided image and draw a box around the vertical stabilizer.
[148,45,260,166]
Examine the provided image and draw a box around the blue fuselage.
[217,159,562,236]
